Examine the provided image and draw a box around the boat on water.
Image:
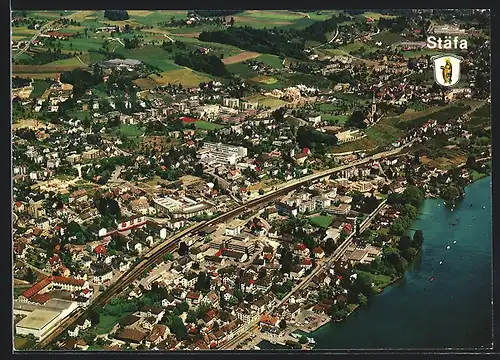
[446,245,450,249]
[453,240,457,244]
[253,346,261,350]
[307,337,316,344]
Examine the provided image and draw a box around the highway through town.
[35,141,414,349]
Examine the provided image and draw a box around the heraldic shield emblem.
[431,54,464,87]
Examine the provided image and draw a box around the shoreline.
[259,174,491,347]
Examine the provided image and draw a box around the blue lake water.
[259,176,492,350]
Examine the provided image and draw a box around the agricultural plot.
[149,68,212,88]
[362,12,397,20]
[232,10,312,29]
[256,54,284,68]
[12,64,85,79]
[222,51,261,65]
[115,46,181,72]
[114,124,145,137]
[45,57,86,67]
[305,10,340,21]
[246,94,287,108]
[226,62,258,77]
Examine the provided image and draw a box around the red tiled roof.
[187,292,200,300]
[180,116,198,123]
[49,254,61,265]
[313,247,324,254]
[52,276,85,287]
[94,245,107,255]
[22,276,52,299]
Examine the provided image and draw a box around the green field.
[45,57,86,67]
[339,41,377,54]
[194,121,225,130]
[373,274,393,289]
[68,110,91,120]
[310,215,333,228]
[402,49,445,58]
[14,336,36,350]
[398,105,469,130]
[227,62,258,77]
[116,45,182,72]
[148,68,212,88]
[372,31,405,45]
[29,80,52,98]
[256,54,283,68]
[117,124,145,137]
[246,94,286,108]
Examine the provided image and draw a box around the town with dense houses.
[12,9,491,351]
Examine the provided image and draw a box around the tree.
[163,253,174,262]
[324,238,335,256]
[402,185,424,208]
[178,242,189,256]
[352,271,375,295]
[279,319,287,329]
[258,188,265,195]
[187,311,197,324]
[299,335,308,344]
[195,272,210,292]
[412,230,424,249]
[358,293,368,306]
[398,235,412,253]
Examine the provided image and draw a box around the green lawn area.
[117,124,145,137]
[68,110,90,120]
[372,31,405,45]
[194,121,225,130]
[471,104,491,118]
[227,61,258,76]
[373,274,394,289]
[305,10,340,21]
[96,314,120,334]
[246,94,287,108]
[14,336,35,350]
[29,80,52,98]
[339,41,377,54]
[59,37,106,52]
[310,215,333,229]
[363,12,397,20]
[402,49,445,58]
[256,54,283,69]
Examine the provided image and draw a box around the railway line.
[35,142,413,349]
